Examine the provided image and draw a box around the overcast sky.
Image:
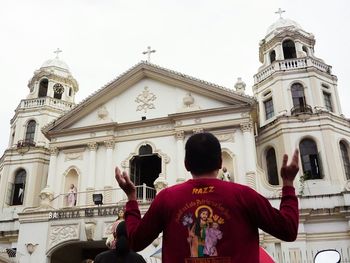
[0,0,349,155]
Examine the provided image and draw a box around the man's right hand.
[281,149,300,187]
[115,167,137,201]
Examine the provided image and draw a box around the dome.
[41,57,70,72]
[266,17,302,35]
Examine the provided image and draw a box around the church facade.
[0,15,350,263]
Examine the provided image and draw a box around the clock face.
[53,83,64,94]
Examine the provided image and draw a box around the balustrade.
[19,97,74,111]
[254,57,332,83]
[52,184,156,209]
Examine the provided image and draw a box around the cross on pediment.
[142,46,156,63]
[275,8,285,19]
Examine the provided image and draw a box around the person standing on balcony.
[115,132,300,262]
[220,167,231,181]
[67,184,77,207]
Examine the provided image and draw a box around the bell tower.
[0,50,78,212]
[254,11,341,127]
[254,11,350,196]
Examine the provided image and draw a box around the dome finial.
[275,8,285,19]
[53,48,62,59]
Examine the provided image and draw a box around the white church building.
[0,14,350,263]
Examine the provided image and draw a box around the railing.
[17,139,35,148]
[291,104,313,116]
[16,139,36,154]
[52,184,156,209]
[19,97,74,111]
[254,57,332,83]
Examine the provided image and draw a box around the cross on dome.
[142,46,156,63]
[275,8,285,19]
[53,48,62,59]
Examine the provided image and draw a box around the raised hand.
[281,149,300,187]
[115,167,137,201]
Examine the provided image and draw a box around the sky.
[0,0,349,155]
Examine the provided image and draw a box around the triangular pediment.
[43,62,255,137]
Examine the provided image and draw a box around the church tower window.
[53,83,64,100]
[299,139,322,179]
[25,120,36,144]
[38,79,48,97]
[282,40,296,59]
[266,147,279,185]
[323,92,333,112]
[340,141,350,180]
[264,98,274,120]
[69,87,73,96]
[291,83,306,109]
[11,169,26,206]
[269,50,276,63]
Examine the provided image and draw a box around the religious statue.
[67,184,77,207]
[220,167,231,181]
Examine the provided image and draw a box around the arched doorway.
[50,241,105,263]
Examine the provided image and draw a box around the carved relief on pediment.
[135,86,157,113]
[179,92,200,112]
[97,105,109,120]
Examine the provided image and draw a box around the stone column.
[104,140,115,204]
[86,142,98,205]
[240,121,257,189]
[276,44,284,60]
[47,146,58,190]
[175,131,186,183]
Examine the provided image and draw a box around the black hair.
[185,132,222,175]
[115,221,129,257]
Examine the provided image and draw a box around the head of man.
[185,132,222,176]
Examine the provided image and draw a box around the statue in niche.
[67,184,77,207]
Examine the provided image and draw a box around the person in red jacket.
[115,132,299,263]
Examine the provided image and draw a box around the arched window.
[340,141,350,180]
[299,139,322,179]
[139,145,153,155]
[69,87,73,96]
[291,83,306,108]
[302,46,308,55]
[38,79,48,97]
[11,169,26,205]
[130,144,160,198]
[282,40,296,59]
[53,83,64,100]
[269,50,276,63]
[25,120,36,144]
[266,148,279,185]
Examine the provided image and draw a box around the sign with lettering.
[48,206,124,220]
